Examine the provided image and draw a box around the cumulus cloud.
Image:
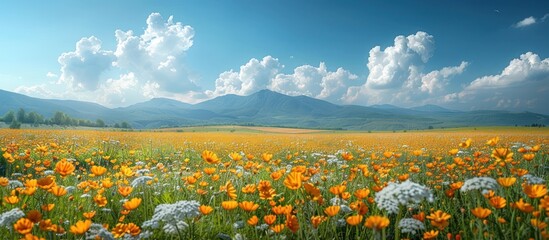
[446,52,549,113]
[97,72,139,105]
[342,31,467,106]
[514,16,536,28]
[206,56,358,103]
[58,36,115,91]
[114,12,197,92]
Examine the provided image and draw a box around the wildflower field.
[0,128,548,240]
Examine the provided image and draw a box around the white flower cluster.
[460,177,498,192]
[0,208,25,230]
[375,180,434,214]
[131,176,154,188]
[8,180,23,188]
[142,200,201,235]
[522,174,545,185]
[86,223,114,240]
[398,218,425,235]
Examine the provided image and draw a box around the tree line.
[1,108,131,129]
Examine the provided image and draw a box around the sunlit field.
[0,128,548,239]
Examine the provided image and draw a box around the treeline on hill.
[0,108,131,129]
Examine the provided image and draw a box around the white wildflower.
[43,170,55,175]
[522,174,545,185]
[0,208,25,230]
[131,176,154,188]
[460,177,498,192]
[142,200,200,233]
[8,180,23,188]
[398,218,425,235]
[375,180,434,214]
[86,223,115,240]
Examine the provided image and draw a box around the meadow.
[0,127,547,239]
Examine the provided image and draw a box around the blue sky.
[1,0,548,114]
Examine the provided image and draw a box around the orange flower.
[70,220,91,235]
[199,205,213,215]
[488,196,506,209]
[423,230,439,240]
[513,198,534,213]
[311,215,327,228]
[283,172,302,190]
[354,188,370,199]
[83,211,96,219]
[285,214,299,233]
[346,215,363,226]
[221,200,238,210]
[118,185,133,197]
[523,184,547,199]
[522,153,535,161]
[36,176,55,189]
[0,177,9,187]
[239,201,259,212]
[49,186,67,197]
[272,205,292,215]
[4,195,19,204]
[426,210,451,230]
[329,184,346,196]
[247,216,259,226]
[203,167,216,175]
[531,219,548,229]
[229,152,242,161]
[270,171,284,181]
[270,224,285,233]
[341,152,354,161]
[41,204,55,211]
[91,166,107,176]
[26,210,42,223]
[324,206,341,217]
[94,195,108,207]
[55,159,75,177]
[497,177,516,187]
[459,138,472,148]
[123,198,142,211]
[241,184,256,194]
[492,148,513,161]
[261,153,273,162]
[364,215,390,230]
[202,150,220,164]
[264,214,277,225]
[14,218,34,234]
[471,207,491,219]
[413,212,426,222]
[221,181,237,200]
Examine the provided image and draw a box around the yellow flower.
[199,205,213,215]
[283,172,302,190]
[94,195,108,207]
[117,185,133,197]
[239,201,259,212]
[247,215,259,226]
[497,177,516,187]
[122,198,142,211]
[492,148,513,161]
[311,215,327,228]
[222,181,238,200]
[471,207,491,219]
[523,184,547,199]
[324,206,340,217]
[13,218,34,235]
[264,214,277,225]
[423,230,439,239]
[49,186,67,197]
[4,195,19,204]
[202,150,220,164]
[270,224,285,233]
[0,177,9,187]
[488,196,506,209]
[91,166,107,176]
[364,215,390,230]
[221,200,238,210]
[54,159,75,177]
[426,210,451,230]
[346,215,363,226]
[69,220,91,235]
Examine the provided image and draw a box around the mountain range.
[1,89,547,130]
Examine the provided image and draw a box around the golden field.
[0,128,548,239]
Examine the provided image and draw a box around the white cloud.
[114,13,197,93]
[57,36,115,91]
[446,52,549,113]
[270,62,358,102]
[97,72,139,106]
[206,56,358,103]
[46,72,58,78]
[142,81,160,99]
[14,84,62,99]
[366,31,434,89]
[514,16,536,28]
[542,13,549,22]
[206,56,282,96]
[342,31,467,107]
